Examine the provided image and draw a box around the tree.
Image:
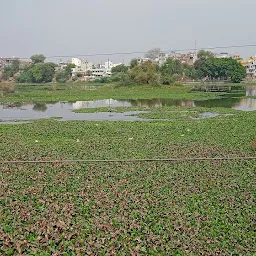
[111,64,128,73]
[149,72,162,86]
[197,50,214,60]
[145,48,161,60]
[129,61,159,85]
[130,59,138,68]
[16,62,56,83]
[40,62,56,82]
[230,61,246,83]
[65,63,75,75]
[30,65,44,83]
[231,68,246,83]
[183,64,198,80]
[2,60,20,80]
[31,54,46,64]
[16,70,32,83]
[120,73,133,86]
[160,58,183,76]
[194,55,246,83]
[2,67,12,80]
[56,70,69,83]
[11,60,20,73]
[159,58,187,84]
[194,50,215,79]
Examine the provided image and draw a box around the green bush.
[56,71,69,83]
[17,63,56,83]
[149,72,162,86]
[119,73,133,86]
[110,73,124,82]
[16,70,33,83]
[173,81,183,86]
[111,64,128,73]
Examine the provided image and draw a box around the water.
[0,86,255,122]
[0,102,147,122]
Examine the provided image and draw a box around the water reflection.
[0,86,256,121]
[233,98,256,111]
[246,86,256,97]
[73,99,131,109]
[33,103,47,112]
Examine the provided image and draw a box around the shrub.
[173,81,183,86]
[0,83,15,93]
[149,72,162,86]
[56,71,69,83]
[120,73,133,86]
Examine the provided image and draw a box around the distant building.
[0,58,30,72]
[216,52,231,59]
[240,56,256,80]
[136,52,197,66]
[0,57,19,70]
[154,53,170,65]
[137,57,151,64]
[71,59,93,75]
[71,58,82,67]
[55,62,68,72]
[104,60,122,71]
[246,58,256,77]
[240,59,252,67]
[171,52,197,65]
[70,57,121,80]
[232,53,241,60]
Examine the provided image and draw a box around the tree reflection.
[33,103,47,112]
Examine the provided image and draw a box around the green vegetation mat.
[0,110,256,254]
[73,106,238,121]
[0,84,226,103]
[1,161,255,255]
[73,106,236,114]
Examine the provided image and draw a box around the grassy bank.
[0,111,256,254]
[0,83,228,103]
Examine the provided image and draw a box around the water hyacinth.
[0,84,256,254]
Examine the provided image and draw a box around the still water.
[0,86,255,122]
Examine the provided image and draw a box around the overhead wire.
[9,43,256,60]
[1,156,256,165]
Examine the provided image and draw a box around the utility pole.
[195,40,197,56]
[194,40,198,63]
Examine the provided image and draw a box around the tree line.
[2,54,75,83]
[109,50,246,85]
[1,50,246,84]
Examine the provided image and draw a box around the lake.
[0,86,255,122]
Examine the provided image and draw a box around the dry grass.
[0,83,15,93]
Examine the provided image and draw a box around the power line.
[0,156,256,165]
[12,43,256,60]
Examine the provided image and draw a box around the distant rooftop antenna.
[195,40,198,56]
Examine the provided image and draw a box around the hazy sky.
[2,0,256,62]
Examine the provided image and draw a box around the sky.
[2,0,256,63]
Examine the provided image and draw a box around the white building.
[0,57,20,70]
[91,68,109,77]
[246,59,256,77]
[154,53,170,65]
[71,57,122,80]
[216,52,231,59]
[71,60,94,76]
[104,61,122,71]
[137,57,150,64]
[71,58,82,67]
